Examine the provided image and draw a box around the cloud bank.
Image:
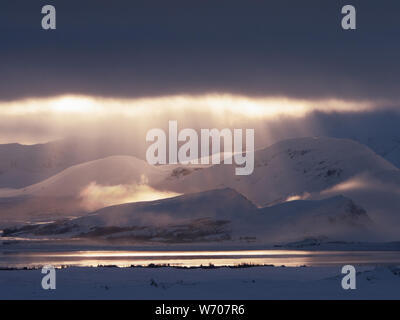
[0,0,400,103]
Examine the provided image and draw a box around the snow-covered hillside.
[309,169,400,240]
[160,137,397,207]
[0,155,179,220]
[252,195,372,243]
[1,136,398,238]
[308,111,400,169]
[0,155,168,198]
[0,137,141,188]
[3,188,373,244]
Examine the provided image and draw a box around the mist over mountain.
[3,188,374,245]
[0,136,142,188]
[0,123,399,245]
[1,110,399,193]
[0,111,400,194]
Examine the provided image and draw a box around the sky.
[0,0,399,144]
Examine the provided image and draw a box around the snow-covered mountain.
[3,188,373,244]
[309,169,400,240]
[308,111,400,169]
[253,195,372,243]
[0,136,142,189]
[1,136,397,227]
[2,188,256,242]
[160,137,397,207]
[0,155,168,198]
[0,155,179,221]
[1,137,396,207]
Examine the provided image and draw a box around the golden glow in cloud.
[0,94,377,119]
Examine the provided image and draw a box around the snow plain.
[0,265,399,300]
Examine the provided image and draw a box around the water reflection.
[1,250,400,268]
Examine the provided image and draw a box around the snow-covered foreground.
[1,265,399,299]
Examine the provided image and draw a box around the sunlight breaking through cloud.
[0,94,378,119]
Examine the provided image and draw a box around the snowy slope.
[309,169,400,241]
[309,111,400,169]
[73,188,257,227]
[0,136,142,188]
[3,189,374,244]
[252,196,372,243]
[2,137,395,203]
[160,137,397,207]
[0,155,179,220]
[2,188,257,242]
[0,155,168,198]
[1,136,398,234]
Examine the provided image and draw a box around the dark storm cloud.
[0,0,400,101]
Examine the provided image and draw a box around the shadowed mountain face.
[3,188,373,244]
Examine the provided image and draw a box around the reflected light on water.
[2,250,400,268]
[39,250,312,258]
